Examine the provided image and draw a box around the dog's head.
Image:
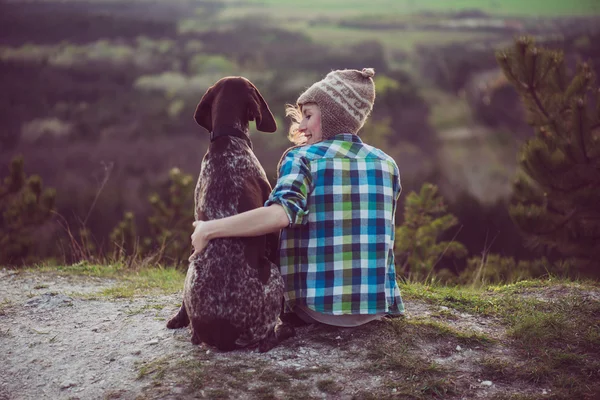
[194,77,277,134]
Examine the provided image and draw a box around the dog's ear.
[248,85,277,133]
[194,85,215,133]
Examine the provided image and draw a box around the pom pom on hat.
[297,67,376,139]
[361,68,375,78]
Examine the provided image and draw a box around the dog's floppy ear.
[248,84,277,133]
[194,85,215,133]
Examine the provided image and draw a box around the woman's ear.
[194,86,215,133]
[249,85,277,133]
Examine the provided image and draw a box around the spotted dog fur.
[167,77,291,352]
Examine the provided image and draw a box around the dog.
[166,76,291,352]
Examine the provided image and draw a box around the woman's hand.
[189,221,209,261]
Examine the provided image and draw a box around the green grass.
[29,261,186,299]
[409,319,494,345]
[222,0,600,17]
[402,278,600,399]
[299,25,499,53]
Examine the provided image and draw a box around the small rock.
[335,336,342,340]
[481,381,493,387]
[172,387,184,395]
[145,339,159,346]
[456,345,462,351]
[206,350,211,355]
[131,349,142,356]
[391,388,397,393]
[60,380,76,389]
[440,306,449,311]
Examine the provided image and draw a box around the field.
[222,0,600,17]
[1,0,600,274]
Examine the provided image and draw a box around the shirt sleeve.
[265,148,313,227]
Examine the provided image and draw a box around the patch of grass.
[205,389,230,399]
[364,321,458,399]
[259,370,291,386]
[124,303,165,316]
[316,379,341,394]
[33,284,49,289]
[251,385,276,400]
[409,319,493,345]
[100,285,136,299]
[476,290,600,399]
[30,263,186,299]
[388,281,599,398]
[286,383,317,400]
[401,281,502,316]
[101,267,185,299]
[430,308,459,320]
[0,299,13,316]
[33,261,125,277]
[136,356,171,381]
[284,365,331,380]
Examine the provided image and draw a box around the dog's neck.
[210,125,252,149]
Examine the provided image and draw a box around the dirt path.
[0,269,545,400]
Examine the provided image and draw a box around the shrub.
[395,183,467,281]
[0,155,55,266]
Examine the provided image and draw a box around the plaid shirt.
[265,133,405,315]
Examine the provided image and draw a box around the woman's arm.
[189,204,289,259]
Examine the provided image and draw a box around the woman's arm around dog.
[189,204,289,260]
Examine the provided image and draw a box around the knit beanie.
[297,68,376,139]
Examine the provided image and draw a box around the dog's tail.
[192,318,241,352]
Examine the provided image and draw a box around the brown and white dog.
[166,77,290,352]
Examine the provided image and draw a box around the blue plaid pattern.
[265,134,404,315]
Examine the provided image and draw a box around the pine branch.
[529,86,559,137]
[574,99,590,162]
[531,207,577,236]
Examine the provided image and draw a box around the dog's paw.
[258,329,278,353]
[191,332,202,345]
[275,322,296,343]
[166,314,188,329]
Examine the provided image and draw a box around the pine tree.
[496,36,600,276]
[395,183,467,281]
[0,155,56,265]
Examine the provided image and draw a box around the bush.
[395,183,467,281]
[0,155,55,266]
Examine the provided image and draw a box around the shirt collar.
[326,133,363,144]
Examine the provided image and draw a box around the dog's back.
[195,137,276,280]
[185,137,282,350]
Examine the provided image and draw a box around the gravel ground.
[0,269,554,400]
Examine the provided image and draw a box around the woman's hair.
[285,103,306,145]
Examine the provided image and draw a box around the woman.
[190,68,405,326]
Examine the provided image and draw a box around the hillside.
[1,266,598,399]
